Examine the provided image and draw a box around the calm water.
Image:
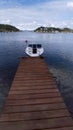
[0,31,73,116]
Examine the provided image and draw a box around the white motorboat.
[25,44,44,57]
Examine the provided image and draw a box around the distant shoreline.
[0,24,20,32]
[34,26,73,33]
[0,24,73,33]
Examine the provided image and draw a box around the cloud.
[1,19,11,24]
[67,2,73,8]
[0,0,73,30]
[16,21,41,30]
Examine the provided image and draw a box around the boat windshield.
[28,44,42,49]
[37,44,42,48]
[33,44,36,48]
[28,44,32,47]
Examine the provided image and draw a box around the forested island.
[0,24,20,32]
[34,26,73,33]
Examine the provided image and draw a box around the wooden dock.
[0,57,73,130]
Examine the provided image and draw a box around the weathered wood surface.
[0,57,73,130]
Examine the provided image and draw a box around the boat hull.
[25,47,44,57]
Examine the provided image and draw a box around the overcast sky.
[0,0,73,30]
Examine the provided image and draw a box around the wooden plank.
[3,103,66,113]
[0,117,73,130]
[9,89,59,94]
[7,93,61,100]
[0,109,70,122]
[10,85,57,90]
[5,97,63,106]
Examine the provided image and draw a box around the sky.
[0,0,73,30]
